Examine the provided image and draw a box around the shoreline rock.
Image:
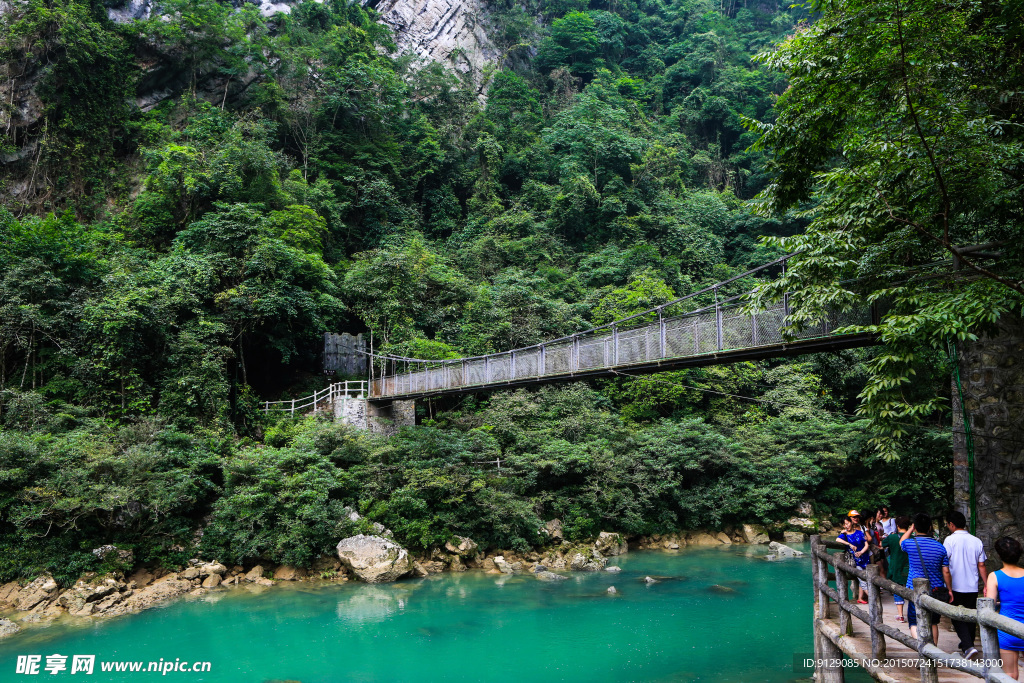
[336,535,412,583]
[0,522,823,637]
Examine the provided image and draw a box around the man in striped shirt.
[900,513,954,643]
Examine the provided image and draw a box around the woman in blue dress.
[986,536,1024,680]
[837,514,870,604]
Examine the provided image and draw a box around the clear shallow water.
[0,546,846,682]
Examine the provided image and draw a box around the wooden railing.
[811,534,1024,682]
[263,380,367,417]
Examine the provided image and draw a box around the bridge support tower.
[334,397,415,435]
[953,314,1024,551]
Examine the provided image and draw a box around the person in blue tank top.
[986,536,1024,680]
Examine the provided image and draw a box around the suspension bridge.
[364,253,877,401]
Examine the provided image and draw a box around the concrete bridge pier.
[333,397,415,435]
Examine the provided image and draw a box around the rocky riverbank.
[0,519,818,639]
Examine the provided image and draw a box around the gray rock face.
[91,545,134,565]
[106,0,152,23]
[374,0,499,83]
[543,519,564,541]
[336,535,412,583]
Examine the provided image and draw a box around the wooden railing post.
[572,335,579,372]
[977,598,1006,682]
[539,344,546,376]
[811,536,844,683]
[835,562,852,637]
[913,577,940,683]
[866,564,885,658]
[811,536,829,620]
[511,351,516,380]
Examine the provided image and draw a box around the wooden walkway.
[810,535,1023,683]
[822,589,980,682]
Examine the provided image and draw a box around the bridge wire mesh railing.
[368,253,874,398]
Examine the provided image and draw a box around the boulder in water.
[607,586,617,594]
[567,546,607,572]
[708,584,737,594]
[0,618,20,639]
[535,571,567,582]
[336,535,412,583]
[740,524,770,544]
[643,576,659,584]
[605,566,622,573]
[594,532,628,556]
[767,541,804,558]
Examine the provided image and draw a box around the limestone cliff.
[105,0,501,84]
[372,0,500,86]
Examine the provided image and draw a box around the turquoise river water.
[0,545,870,682]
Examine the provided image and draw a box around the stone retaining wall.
[953,315,1024,552]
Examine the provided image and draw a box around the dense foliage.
[745,0,1024,457]
[0,0,963,581]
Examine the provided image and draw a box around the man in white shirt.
[944,510,988,659]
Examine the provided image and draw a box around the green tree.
[746,0,1024,456]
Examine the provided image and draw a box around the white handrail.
[263,381,368,416]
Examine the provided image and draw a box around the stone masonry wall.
[953,315,1024,553]
[367,400,416,436]
[334,397,368,430]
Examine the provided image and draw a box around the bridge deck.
[370,299,877,401]
[370,331,876,401]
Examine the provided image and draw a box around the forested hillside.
[0,0,954,581]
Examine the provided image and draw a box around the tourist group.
[835,507,1024,679]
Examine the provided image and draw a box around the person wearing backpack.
[900,513,954,643]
